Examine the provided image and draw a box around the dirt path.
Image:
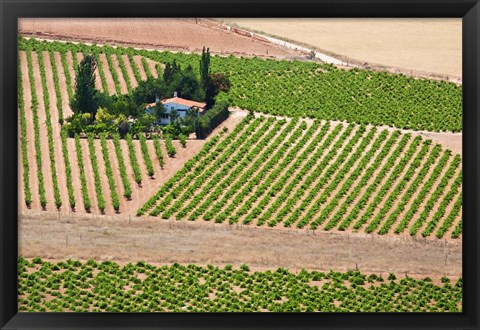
[65,138,84,213]
[132,140,157,209]
[65,52,76,109]
[122,54,138,89]
[147,58,158,79]
[18,117,25,212]
[53,52,73,117]
[104,138,128,213]
[133,55,147,80]
[78,138,99,214]
[19,212,462,277]
[92,138,115,215]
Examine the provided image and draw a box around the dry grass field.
[19,212,462,277]
[223,18,462,78]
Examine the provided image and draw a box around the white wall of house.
[146,101,200,125]
[161,102,191,125]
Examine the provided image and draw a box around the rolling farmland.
[18,37,462,239]
[17,17,464,315]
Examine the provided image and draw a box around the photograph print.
[17,17,462,313]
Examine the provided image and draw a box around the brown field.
[19,212,462,277]
[223,18,462,78]
[18,18,293,58]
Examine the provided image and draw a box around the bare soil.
[98,53,116,95]
[133,55,147,80]
[19,18,292,58]
[52,52,72,116]
[111,53,129,94]
[147,58,159,79]
[19,212,461,277]
[122,54,138,89]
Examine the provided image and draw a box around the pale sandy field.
[223,18,462,78]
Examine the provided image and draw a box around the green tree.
[132,77,166,105]
[200,46,211,89]
[169,109,179,123]
[176,65,204,101]
[70,54,99,120]
[205,73,231,108]
[63,113,92,137]
[152,103,166,123]
[132,113,156,134]
[118,121,130,138]
[163,60,181,85]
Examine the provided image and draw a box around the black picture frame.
[1,0,479,329]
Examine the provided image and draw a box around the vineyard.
[20,37,462,132]
[17,37,462,239]
[18,258,462,312]
[18,44,203,215]
[17,29,463,314]
[138,116,462,239]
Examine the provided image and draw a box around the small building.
[145,92,206,125]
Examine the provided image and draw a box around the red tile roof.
[146,97,206,109]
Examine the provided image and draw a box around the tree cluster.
[64,47,230,139]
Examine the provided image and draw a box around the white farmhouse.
[145,91,206,125]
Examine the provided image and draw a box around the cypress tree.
[200,46,210,89]
[70,54,98,120]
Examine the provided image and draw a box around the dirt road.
[19,212,461,277]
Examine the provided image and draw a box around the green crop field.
[18,258,461,312]
[20,37,462,132]
[138,116,462,239]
